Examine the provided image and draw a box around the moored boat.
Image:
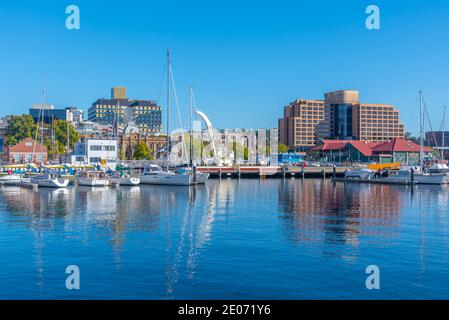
[30,170,69,188]
[0,173,23,184]
[77,171,109,186]
[344,169,374,179]
[140,164,193,186]
[109,173,140,186]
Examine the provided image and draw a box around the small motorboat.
[77,171,109,186]
[30,170,69,188]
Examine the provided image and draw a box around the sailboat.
[140,49,193,186]
[182,85,209,184]
[30,77,70,188]
[386,91,447,185]
[31,169,70,188]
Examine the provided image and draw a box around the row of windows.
[90,145,116,151]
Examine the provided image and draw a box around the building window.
[90,157,102,163]
[103,145,115,151]
[90,145,102,151]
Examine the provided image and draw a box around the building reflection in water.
[278,180,404,260]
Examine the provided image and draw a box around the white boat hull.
[140,173,193,186]
[110,177,140,186]
[31,177,69,188]
[194,172,210,184]
[0,174,23,184]
[77,177,109,186]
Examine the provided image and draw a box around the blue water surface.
[0,179,448,299]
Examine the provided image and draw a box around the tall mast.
[442,106,447,160]
[166,49,171,171]
[41,76,46,154]
[419,90,424,169]
[189,85,193,168]
[66,119,70,152]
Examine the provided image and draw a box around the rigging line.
[33,75,46,159]
[169,64,189,164]
[422,94,439,152]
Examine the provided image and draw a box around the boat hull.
[77,177,109,186]
[140,173,193,186]
[194,172,210,184]
[385,173,447,185]
[110,177,140,186]
[31,178,69,188]
[0,174,23,184]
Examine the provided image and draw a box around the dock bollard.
[332,165,336,179]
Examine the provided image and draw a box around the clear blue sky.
[1,0,448,135]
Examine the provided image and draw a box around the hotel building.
[88,87,162,134]
[279,90,405,151]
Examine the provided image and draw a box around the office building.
[279,90,405,151]
[29,105,84,124]
[88,87,162,134]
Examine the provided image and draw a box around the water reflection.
[0,180,448,298]
[278,180,402,246]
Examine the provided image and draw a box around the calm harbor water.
[0,178,449,299]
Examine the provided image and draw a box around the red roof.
[372,138,431,153]
[310,138,431,156]
[310,140,378,156]
[9,138,47,154]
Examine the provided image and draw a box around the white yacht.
[77,171,109,186]
[31,171,69,188]
[140,164,193,186]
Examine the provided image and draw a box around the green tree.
[6,114,39,146]
[278,143,289,153]
[45,120,81,159]
[133,142,150,160]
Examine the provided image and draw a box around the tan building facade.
[119,133,166,160]
[279,90,405,151]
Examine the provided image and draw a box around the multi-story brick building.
[279,90,405,151]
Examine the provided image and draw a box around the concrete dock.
[197,166,349,179]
